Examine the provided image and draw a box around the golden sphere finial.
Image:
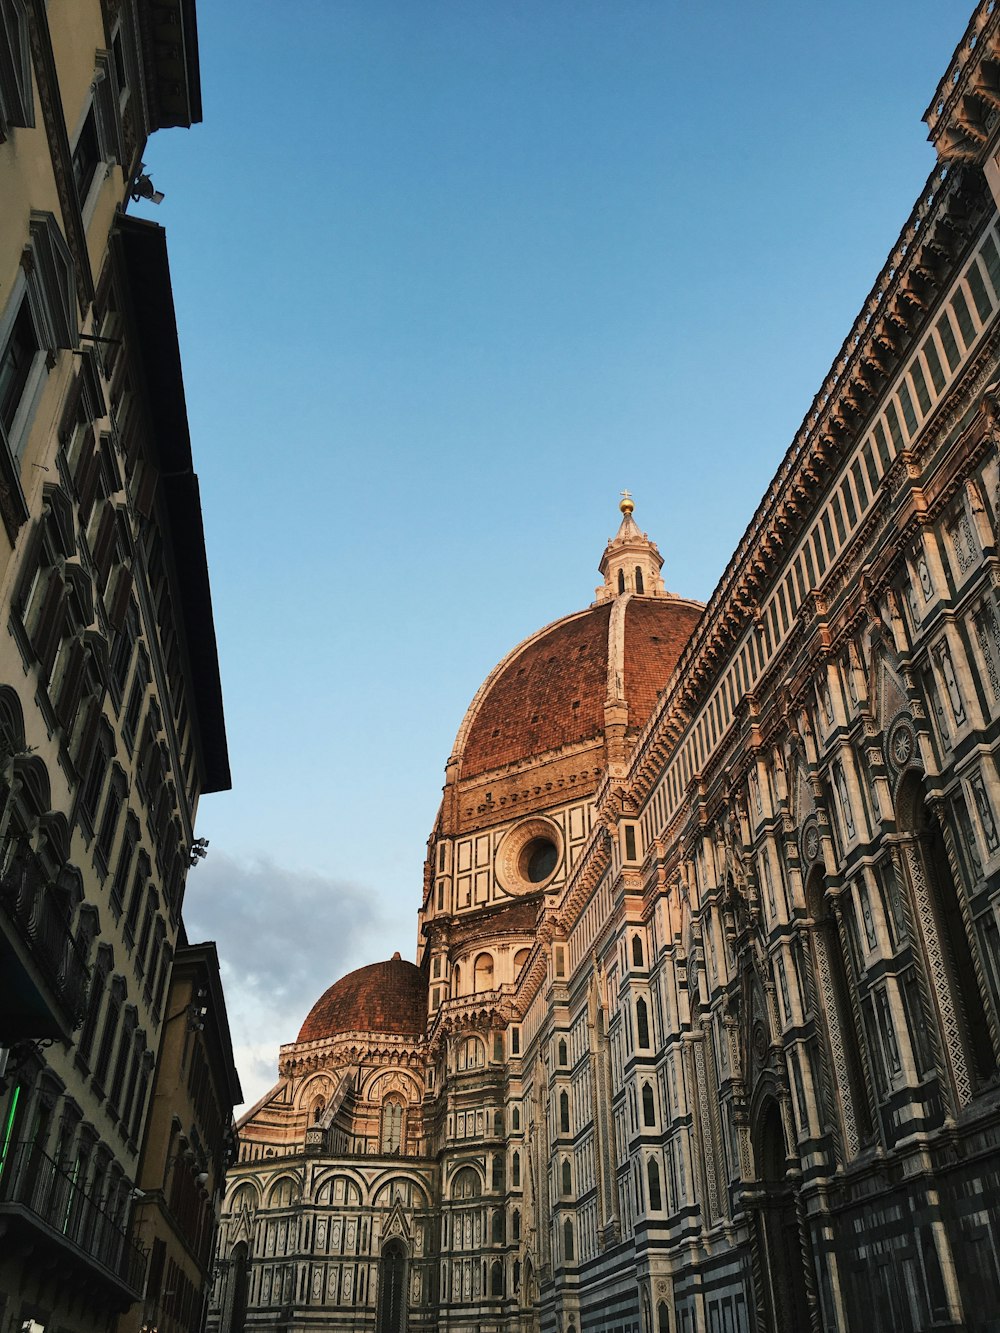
[619,489,634,516]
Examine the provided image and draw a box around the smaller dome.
[297,955,427,1043]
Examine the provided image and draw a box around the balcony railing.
[0,1139,146,1298]
[0,847,89,1028]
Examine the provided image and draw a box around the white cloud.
[182,850,388,1109]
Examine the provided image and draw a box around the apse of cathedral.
[211,7,1000,1333]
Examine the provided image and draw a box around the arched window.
[563,1218,574,1262]
[647,1158,662,1210]
[618,569,626,594]
[474,952,495,991]
[557,1038,568,1066]
[511,1105,520,1131]
[636,997,650,1048]
[559,1090,570,1134]
[453,964,462,995]
[513,947,530,976]
[635,566,644,594]
[459,1035,484,1070]
[491,1154,503,1190]
[491,1260,503,1296]
[511,1151,521,1187]
[380,1096,404,1154]
[225,1241,249,1333]
[561,1158,572,1194]
[632,934,644,967]
[451,1166,481,1199]
[642,1081,655,1126]
[512,1208,521,1241]
[377,1238,407,1333]
[513,1259,521,1290]
[491,1209,504,1243]
[657,1301,670,1333]
[494,1108,503,1135]
[266,1175,300,1208]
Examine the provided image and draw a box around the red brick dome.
[455,596,702,780]
[297,954,427,1043]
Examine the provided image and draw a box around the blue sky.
[135,1,971,1104]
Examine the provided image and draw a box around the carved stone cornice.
[623,166,990,824]
[278,1032,426,1078]
[924,0,1000,163]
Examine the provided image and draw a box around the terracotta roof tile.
[459,598,701,779]
[297,955,427,1043]
[623,598,703,729]
[461,606,612,779]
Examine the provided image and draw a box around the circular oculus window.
[496,818,563,895]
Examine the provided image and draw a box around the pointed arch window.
[635,566,644,594]
[559,1090,570,1134]
[377,1239,407,1333]
[225,1241,249,1333]
[563,1218,575,1262]
[561,1158,572,1194]
[647,1157,662,1210]
[636,997,650,1048]
[632,934,644,967]
[642,1081,655,1126]
[380,1096,404,1154]
[511,1151,521,1187]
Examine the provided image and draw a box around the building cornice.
[924,0,1000,162]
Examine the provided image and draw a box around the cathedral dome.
[297,953,427,1043]
[451,500,703,781]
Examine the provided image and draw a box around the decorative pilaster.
[900,837,973,1110]
[809,924,861,1159]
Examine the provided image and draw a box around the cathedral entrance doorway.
[752,1097,810,1333]
[377,1238,408,1333]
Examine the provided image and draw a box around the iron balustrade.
[0,846,90,1027]
[0,1139,146,1294]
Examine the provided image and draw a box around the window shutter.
[107,564,133,630]
[75,444,101,526]
[56,639,85,731]
[134,462,156,518]
[57,372,84,447]
[92,503,116,590]
[73,696,101,775]
[33,572,66,673]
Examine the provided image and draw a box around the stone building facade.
[212,4,1000,1332]
[0,2,235,1332]
[120,940,242,1333]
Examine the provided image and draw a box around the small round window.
[496,818,563,895]
[521,837,558,884]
